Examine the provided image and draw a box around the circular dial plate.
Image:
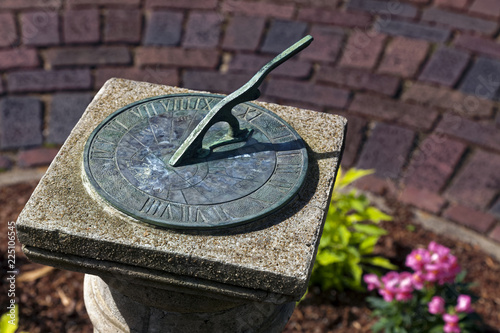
[83,94,308,230]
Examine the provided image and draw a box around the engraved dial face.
[83,94,308,230]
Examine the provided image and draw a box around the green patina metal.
[83,35,313,230]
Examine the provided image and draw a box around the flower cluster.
[429,295,473,333]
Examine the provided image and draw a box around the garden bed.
[1,182,498,332]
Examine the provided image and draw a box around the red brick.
[489,224,500,243]
[422,7,498,35]
[183,71,250,94]
[221,1,295,19]
[264,0,338,6]
[68,0,139,6]
[469,0,500,19]
[104,9,142,43]
[375,18,451,42]
[443,204,496,233]
[339,32,386,70]
[261,20,307,54]
[435,0,468,9]
[404,134,466,192]
[377,37,429,78]
[0,80,4,95]
[0,97,42,149]
[264,79,349,108]
[46,47,131,67]
[183,12,222,49]
[146,0,217,9]
[228,54,312,79]
[63,9,100,44]
[347,0,418,19]
[402,82,494,118]
[0,0,61,9]
[0,49,39,71]
[446,150,500,209]
[18,148,59,168]
[21,11,60,46]
[354,174,397,196]
[144,11,183,46]
[356,122,415,180]
[349,94,438,131]
[0,13,17,47]
[0,155,12,170]
[454,34,500,60]
[299,25,344,63]
[436,113,500,152]
[317,66,399,96]
[136,47,220,69]
[419,47,470,87]
[400,186,446,214]
[341,115,367,167]
[298,8,372,28]
[95,67,179,88]
[7,69,91,93]
[222,15,265,52]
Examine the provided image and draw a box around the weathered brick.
[298,8,372,28]
[104,9,142,43]
[68,0,140,6]
[404,134,466,192]
[489,224,500,243]
[443,204,496,233]
[422,8,498,35]
[228,54,312,78]
[341,115,367,167]
[0,155,12,170]
[356,122,415,179]
[262,20,308,54]
[0,13,17,47]
[339,32,386,70]
[375,18,451,42]
[299,25,344,63]
[48,93,93,144]
[436,113,500,152]
[435,0,468,9]
[491,198,500,218]
[63,9,100,44]
[95,67,179,88]
[144,11,183,46]
[446,150,500,209]
[317,66,399,96]
[183,12,222,49]
[400,186,446,214]
[183,71,249,94]
[377,36,429,78]
[265,79,349,108]
[7,69,91,93]
[469,0,500,19]
[136,48,219,69]
[0,97,42,149]
[18,148,59,168]
[349,94,438,130]
[222,15,265,51]
[347,0,418,19]
[460,57,500,100]
[0,0,61,9]
[0,49,39,71]
[419,47,470,87]
[146,0,217,9]
[21,11,60,46]
[402,82,494,118]
[454,35,500,60]
[46,47,131,67]
[221,1,295,19]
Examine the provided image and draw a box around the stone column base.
[84,274,295,333]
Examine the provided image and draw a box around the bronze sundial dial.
[83,36,313,230]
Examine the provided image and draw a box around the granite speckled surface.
[17,79,346,301]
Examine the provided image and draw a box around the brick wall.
[0,0,499,244]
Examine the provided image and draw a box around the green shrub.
[0,304,18,333]
[309,168,396,291]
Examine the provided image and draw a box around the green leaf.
[316,251,346,265]
[337,225,351,246]
[359,236,379,254]
[336,168,374,188]
[0,305,19,333]
[363,256,398,270]
[365,206,393,222]
[353,223,388,236]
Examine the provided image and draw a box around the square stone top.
[17,79,346,302]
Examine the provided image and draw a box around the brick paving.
[0,0,499,245]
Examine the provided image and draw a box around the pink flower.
[429,241,450,258]
[428,296,445,315]
[456,295,472,313]
[364,274,381,291]
[378,272,414,302]
[411,271,425,290]
[443,313,460,333]
[405,248,430,271]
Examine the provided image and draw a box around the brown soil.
[1,182,499,332]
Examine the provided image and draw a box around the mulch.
[1,182,498,332]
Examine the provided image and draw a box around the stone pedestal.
[17,79,346,332]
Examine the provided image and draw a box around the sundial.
[83,36,313,230]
